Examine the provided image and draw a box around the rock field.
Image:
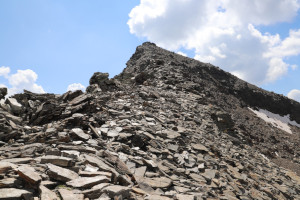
[0,42,300,199]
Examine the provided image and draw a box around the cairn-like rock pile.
[0,42,299,199]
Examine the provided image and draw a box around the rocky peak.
[0,42,299,199]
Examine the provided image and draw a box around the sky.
[0,0,300,102]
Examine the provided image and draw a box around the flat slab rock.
[191,143,209,152]
[41,155,74,167]
[0,161,16,173]
[142,177,172,188]
[58,188,84,200]
[17,165,42,185]
[47,163,79,182]
[0,188,31,199]
[1,157,33,164]
[66,176,110,188]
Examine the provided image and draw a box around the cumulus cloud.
[128,0,300,85]
[0,66,10,78]
[67,83,85,92]
[287,89,300,102]
[0,67,45,97]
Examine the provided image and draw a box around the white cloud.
[287,89,300,102]
[0,67,45,97]
[0,66,10,78]
[67,83,85,92]
[128,0,300,85]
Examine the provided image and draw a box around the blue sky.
[1,0,300,102]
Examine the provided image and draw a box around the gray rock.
[82,183,110,199]
[17,165,42,185]
[6,98,22,114]
[66,176,110,188]
[101,185,131,199]
[39,185,59,200]
[58,188,84,200]
[0,188,31,199]
[70,128,90,141]
[41,155,74,167]
[142,177,172,189]
[0,87,7,99]
[47,163,79,182]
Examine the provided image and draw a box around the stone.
[107,129,119,137]
[0,188,31,199]
[83,154,114,172]
[58,189,84,200]
[0,87,7,99]
[6,98,23,114]
[70,128,90,141]
[191,143,209,152]
[101,185,131,199]
[66,176,110,188]
[143,177,172,188]
[145,195,172,200]
[176,194,195,200]
[17,165,42,185]
[1,157,33,164]
[82,183,110,199]
[79,170,112,178]
[41,155,74,167]
[0,161,16,173]
[47,163,79,182]
[202,169,217,180]
[39,185,59,200]
[61,150,80,159]
[0,178,17,188]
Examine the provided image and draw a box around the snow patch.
[248,107,300,134]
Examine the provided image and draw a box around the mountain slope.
[0,42,299,199]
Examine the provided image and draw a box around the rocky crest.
[0,42,299,199]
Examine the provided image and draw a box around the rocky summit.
[0,42,300,200]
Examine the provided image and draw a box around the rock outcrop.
[0,42,299,199]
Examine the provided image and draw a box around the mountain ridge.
[0,42,299,199]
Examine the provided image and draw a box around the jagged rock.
[6,98,23,114]
[0,87,7,100]
[89,72,116,92]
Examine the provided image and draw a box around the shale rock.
[0,42,299,199]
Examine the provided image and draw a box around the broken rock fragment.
[41,155,74,167]
[17,165,42,185]
[47,163,79,182]
[66,176,110,188]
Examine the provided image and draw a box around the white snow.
[248,107,300,134]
